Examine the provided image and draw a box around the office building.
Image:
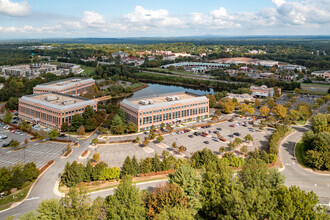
[33,77,95,96]
[250,85,281,98]
[120,91,209,131]
[18,92,97,129]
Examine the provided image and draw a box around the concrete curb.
[293,137,330,176]
[0,161,55,214]
[53,178,65,197]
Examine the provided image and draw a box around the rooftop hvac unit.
[139,100,148,105]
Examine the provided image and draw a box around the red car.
[229,124,235,127]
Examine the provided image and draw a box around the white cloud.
[82,10,105,27]
[0,0,31,16]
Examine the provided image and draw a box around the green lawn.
[147,67,195,75]
[295,119,307,125]
[130,83,143,90]
[80,65,96,76]
[295,139,308,168]
[0,185,32,211]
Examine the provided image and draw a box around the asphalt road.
[280,106,330,206]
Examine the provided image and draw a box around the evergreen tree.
[132,155,140,176]
[121,156,133,176]
[83,105,95,121]
[153,154,162,172]
[84,160,93,182]
[106,176,145,219]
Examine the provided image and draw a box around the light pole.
[23,148,25,164]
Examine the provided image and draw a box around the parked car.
[59,134,67,138]
[188,135,194,138]
[233,132,241,136]
[203,141,209,144]
[216,127,222,131]
[2,143,10,147]
[228,134,234,138]
[229,125,235,128]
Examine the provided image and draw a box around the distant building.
[163,55,176,61]
[250,85,281,98]
[112,51,128,59]
[2,63,58,77]
[59,63,83,74]
[120,91,209,131]
[33,77,95,96]
[284,65,307,72]
[226,93,254,103]
[18,92,97,130]
[311,70,330,80]
[122,57,144,66]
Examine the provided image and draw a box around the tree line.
[10,158,328,220]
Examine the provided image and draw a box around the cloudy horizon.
[0,0,330,39]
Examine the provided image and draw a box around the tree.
[38,130,48,140]
[266,99,276,108]
[221,99,235,114]
[206,94,216,108]
[244,134,253,142]
[140,157,153,173]
[157,206,194,220]
[78,126,86,135]
[297,103,312,120]
[145,183,188,219]
[19,120,29,131]
[85,118,99,132]
[61,123,69,132]
[36,198,63,219]
[289,109,300,121]
[92,162,108,181]
[239,103,255,115]
[149,130,156,139]
[23,162,40,182]
[169,165,201,214]
[121,156,133,176]
[156,134,164,142]
[71,114,84,131]
[126,122,138,133]
[219,146,226,153]
[153,154,162,172]
[135,136,140,144]
[106,176,146,219]
[92,152,100,162]
[311,113,330,133]
[272,104,287,119]
[91,138,99,145]
[254,99,261,108]
[0,167,11,192]
[190,148,217,169]
[48,129,59,140]
[142,137,150,146]
[3,110,12,124]
[132,155,140,176]
[110,114,124,134]
[172,142,178,149]
[83,105,95,121]
[178,145,186,153]
[84,160,93,182]
[98,167,120,181]
[259,106,270,117]
[166,124,173,133]
[60,188,91,219]
[241,145,249,154]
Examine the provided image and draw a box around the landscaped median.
[58,173,171,195]
[0,160,55,212]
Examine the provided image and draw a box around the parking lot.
[0,125,31,148]
[276,94,318,109]
[162,117,274,156]
[92,143,159,167]
[0,141,67,168]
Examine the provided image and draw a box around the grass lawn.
[0,185,32,211]
[80,65,96,76]
[295,119,307,125]
[147,67,195,75]
[130,83,143,90]
[295,139,308,168]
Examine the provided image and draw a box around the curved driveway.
[280,124,330,206]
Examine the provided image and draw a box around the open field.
[301,83,329,95]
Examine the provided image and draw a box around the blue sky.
[0,0,329,39]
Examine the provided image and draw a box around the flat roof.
[20,92,96,111]
[121,91,208,111]
[34,77,94,90]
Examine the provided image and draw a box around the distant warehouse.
[120,91,209,131]
[33,77,95,96]
[18,93,97,130]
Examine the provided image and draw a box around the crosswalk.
[0,142,66,168]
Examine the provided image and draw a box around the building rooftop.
[121,91,208,111]
[34,77,94,89]
[20,92,96,110]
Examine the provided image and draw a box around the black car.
[228,134,234,138]
[228,119,233,122]
[203,141,209,144]
[2,143,10,147]
[194,132,198,135]
[188,135,194,138]
[213,131,219,134]
[216,128,222,131]
[233,132,241,136]
[59,134,67,138]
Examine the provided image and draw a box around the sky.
[0,0,329,39]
